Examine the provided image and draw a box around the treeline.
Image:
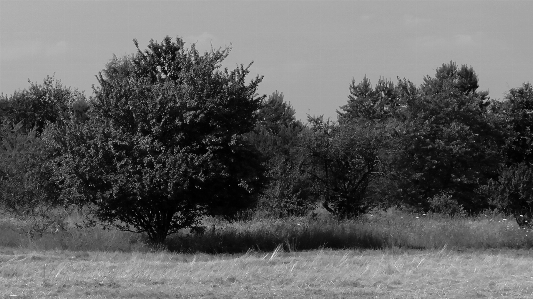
[252,63,533,224]
[1,36,533,244]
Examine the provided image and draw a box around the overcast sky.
[1,1,532,121]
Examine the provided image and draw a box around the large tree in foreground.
[50,36,266,244]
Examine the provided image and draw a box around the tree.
[303,116,388,218]
[0,121,67,236]
[337,77,413,209]
[0,77,83,236]
[247,91,314,217]
[49,36,266,244]
[256,91,298,135]
[338,76,409,123]
[483,83,533,226]
[501,83,533,165]
[396,62,502,213]
[0,76,82,133]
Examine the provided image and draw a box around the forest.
[1,36,533,249]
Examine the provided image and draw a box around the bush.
[248,91,315,217]
[485,163,533,227]
[0,76,82,133]
[0,121,65,237]
[303,117,389,218]
[428,192,466,217]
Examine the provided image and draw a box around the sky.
[1,1,532,121]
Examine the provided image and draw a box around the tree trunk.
[147,226,169,247]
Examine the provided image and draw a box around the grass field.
[4,209,533,253]
[2,209,533,298]
[2,247,533,298]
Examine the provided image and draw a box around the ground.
[2,247,533,299]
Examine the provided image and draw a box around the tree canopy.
[49,36,266,244]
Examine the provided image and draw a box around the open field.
[2,247,533,298]
[2,210,533,298]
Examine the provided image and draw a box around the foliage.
[0,121,66,237]
[501,83,533,165]
[427,191,466,217]
[395,62,502,213]
[482,83,533,226]
[0,77,82,236]
[303,116,388,218]
[308,76,408,218]
[338,76,411,123]
[484,163,533,227]
[247,91,314,217]
[48,36,266,244]
[256,151,314,217]
[0,76,83,133]
[256,91,299,135]
[338,77,415,208]
[3,53,532,240]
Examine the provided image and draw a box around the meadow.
[2,209,533,298]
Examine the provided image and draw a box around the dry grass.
[1,247,533,298]
[2,210,533,298]
[3,208,533,254]
[0,214,148,252]
[167,210,533,253]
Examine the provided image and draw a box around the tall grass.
[167,210,533,253]
[0,213,149,252]
[2,208,533,253]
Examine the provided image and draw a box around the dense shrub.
[248,92,315,217]
[0,76,82,133]
[0,121,66,237]
[485,163,533,227]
